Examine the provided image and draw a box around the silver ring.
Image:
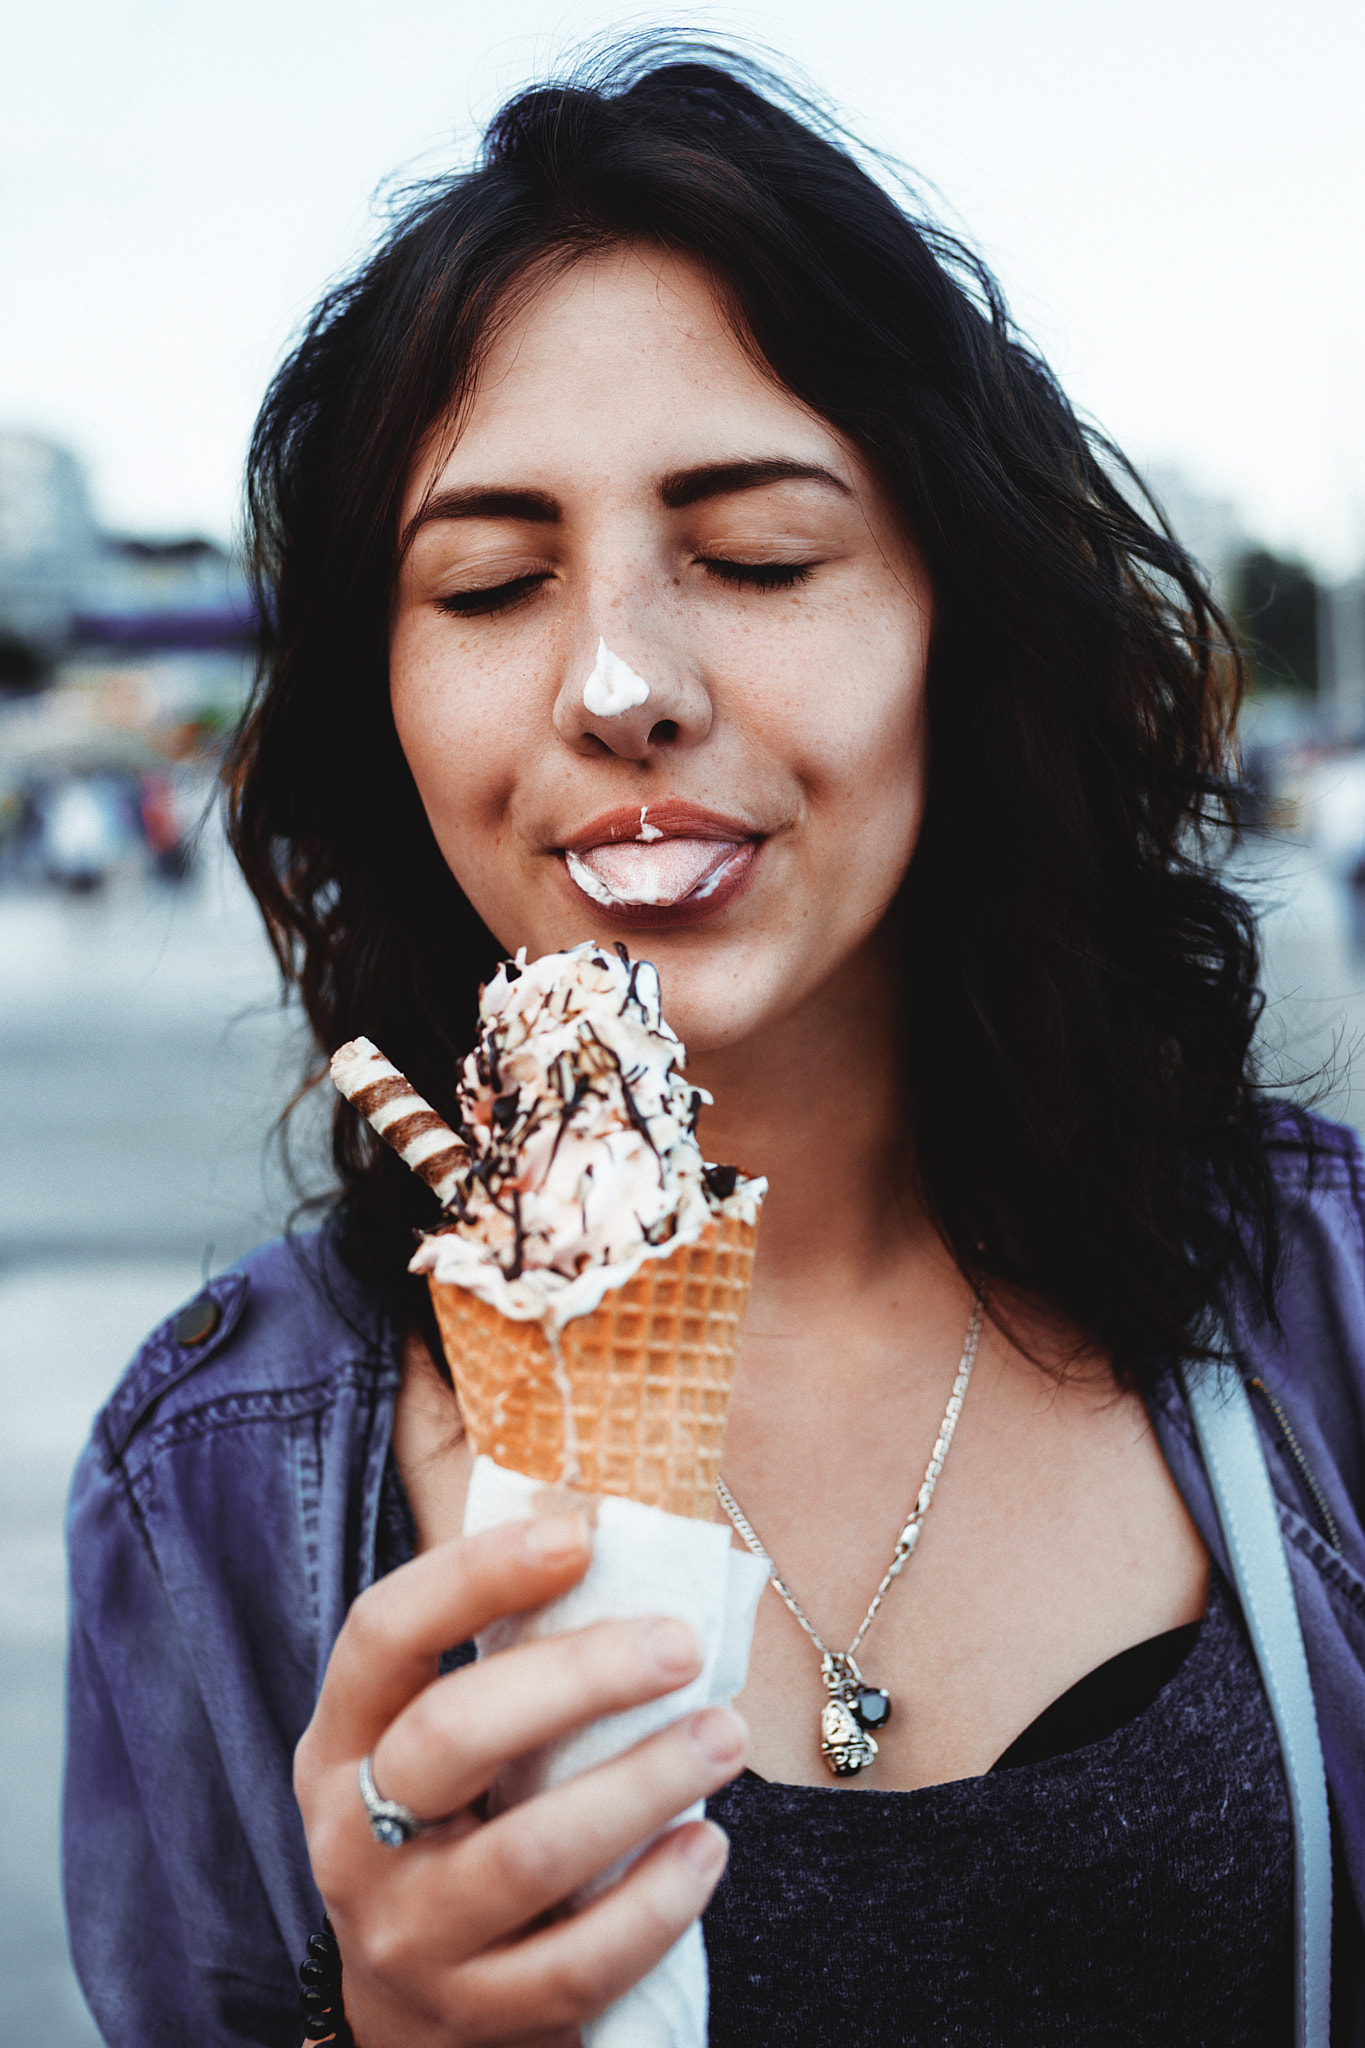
[358,1754,430,1848]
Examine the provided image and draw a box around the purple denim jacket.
[64,1118,1365,2047]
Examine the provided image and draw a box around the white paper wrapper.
[463,1454,768,2048]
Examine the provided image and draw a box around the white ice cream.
[409,942,764,1331]
[582,638,650,717]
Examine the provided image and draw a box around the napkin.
[463,1454,767,2048]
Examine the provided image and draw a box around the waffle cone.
[427,1212,758,1521]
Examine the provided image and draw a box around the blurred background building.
[0,435,99,649]
[0,434,254,894]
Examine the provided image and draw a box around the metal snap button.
[174,1295,222,1347]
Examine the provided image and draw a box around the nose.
[552,632,713,762]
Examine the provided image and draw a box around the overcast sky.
[3,0,1362,571]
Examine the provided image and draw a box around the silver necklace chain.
[715,1293,984,1669]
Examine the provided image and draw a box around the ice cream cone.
[428,1212,758,1521]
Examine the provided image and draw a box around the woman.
[64,46,1365,2046]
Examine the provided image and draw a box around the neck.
[689,938,936,1296]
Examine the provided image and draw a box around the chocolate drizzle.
[345,943,765,1310]
[421,943,715,1283]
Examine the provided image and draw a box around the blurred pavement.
[3,825,1365,2044]
[2,1263,206,2044]
[0,833,326,1266]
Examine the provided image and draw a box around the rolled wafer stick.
[330,1036,469,1209]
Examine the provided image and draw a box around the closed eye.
[436,572,554,619]
[698,558,817,593]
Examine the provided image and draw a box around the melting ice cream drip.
[564,851,624,906]
[547,1333,584,1488]
[582,639,650,717]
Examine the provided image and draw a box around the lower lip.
[558,840,761,928]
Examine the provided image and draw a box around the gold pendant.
[818,1653,892,1778]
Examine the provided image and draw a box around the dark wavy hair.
[228,41,1291,1388]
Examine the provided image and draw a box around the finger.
[305,1515,594,1761]
[372,1613,705,1821]
[415,1706,747,1958]
[449,1820,730,2040]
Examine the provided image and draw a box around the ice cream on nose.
[582,638,650,717]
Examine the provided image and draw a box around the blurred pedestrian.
[40,775,125,892]
[139,770,193,883]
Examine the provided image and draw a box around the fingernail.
[639,1617,700,1677]
[678,1821,729,1880]
[688,1707,745,1766]
[525,1514,590,1563]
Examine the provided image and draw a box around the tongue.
[569,839,738,907]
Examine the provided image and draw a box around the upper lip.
[559,800,759,851]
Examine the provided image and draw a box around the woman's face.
[390,245,932,1056]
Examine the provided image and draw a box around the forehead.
[405,244,852,509]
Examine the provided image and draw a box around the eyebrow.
[400,486,560,557]
[401,457,852,555]
[659,458,852,509]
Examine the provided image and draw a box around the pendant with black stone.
[819,1652,892,1776]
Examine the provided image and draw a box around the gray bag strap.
[1182,1364,1332,2048]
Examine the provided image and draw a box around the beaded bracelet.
[297,1917,356,2045]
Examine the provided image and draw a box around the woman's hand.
[295,1513,746,2047]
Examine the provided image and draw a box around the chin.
[645,941,791,1057]
[465,881,809,1057]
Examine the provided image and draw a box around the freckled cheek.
[805,726,927,884]
[761,654,928,889]
[389,638,530,835]
[749,641,927,802]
